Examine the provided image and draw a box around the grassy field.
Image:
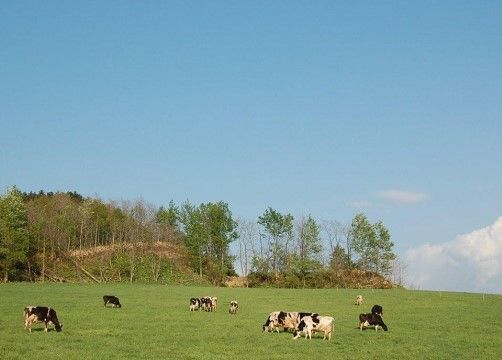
[0,283,501,359]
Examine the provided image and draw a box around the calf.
[359,313,388,332]
[24,306,63,333]
[371,304,383,316]
[355,295,363,305]
[103,295,122,308]
[293,314,334,340]
[189,298,201,311]
[262,311,318,333]
[229,300,238,315]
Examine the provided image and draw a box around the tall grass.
[0,284,500,359]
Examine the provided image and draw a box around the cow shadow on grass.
[27,327,59,333]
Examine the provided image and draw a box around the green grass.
[0,284,501,359]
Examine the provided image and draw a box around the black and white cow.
[190,298,201,311]
[293,314,334,340]
[24,306,63,333]
[103,295,122,308]
[359,313,388,332]
[200,296,217,312]
[229,300,238,315]
[371,304,383,316]
[262,311,318,333]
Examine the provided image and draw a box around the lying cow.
[293,314,334,340]
[190,298,201,311]
[229,300,238,315]
[371,304,383,316]
[262,311,318,333]
[103,295,122,308]
[355,295,363,305]
[359,313,388,332]
[24,306,63,333]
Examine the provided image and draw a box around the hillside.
[38,241,210,286]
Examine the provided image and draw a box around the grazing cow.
[371,304,383,316]
[229,300,238,315]
[211,297,218,311]
[293,314,334,340]
[262,311,318,333]
[355,295,363,305]
[103,295,122,308]
[200,297,212,312]
[24,306,63,333]
[359,313,388,332]
[189,298,201,311]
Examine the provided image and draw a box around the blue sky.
[1,1,501,293]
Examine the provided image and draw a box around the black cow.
[24,306,63,333]
[359,313,388,332]
[103,295,122,308]
[371,304,383,316]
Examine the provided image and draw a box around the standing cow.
[190,298,201,311]
[24,306,63,333]
[262,311,318,333]
[229,300,238,315]
[355,295,363,305]
[293,314,334,340]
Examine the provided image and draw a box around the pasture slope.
[0,283,500,359]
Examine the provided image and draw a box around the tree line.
[0,186,398,287]
[236,208,397,287]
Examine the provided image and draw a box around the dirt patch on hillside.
[70,241,184,260]
[225,276,248,288]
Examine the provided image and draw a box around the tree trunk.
[42,236,46,282]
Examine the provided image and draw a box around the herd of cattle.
[23,294,387,339]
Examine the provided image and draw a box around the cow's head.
[262,317,272,332]
[292,329,303,339]
[55,324,63,332]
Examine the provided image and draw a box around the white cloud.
[405,217,502,294]
[377,190,427,204]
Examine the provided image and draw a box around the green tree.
[293,215,322,286]
[350,213,395,276]
[329,243,351,271]
[178,201,237,283]
[201,201,238,281]
[257,207,294,278]
[0,186,32,282]
[350,213,375,271]
[179,201,207,277]
[155,200,178,229]
[372,221,395,276]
